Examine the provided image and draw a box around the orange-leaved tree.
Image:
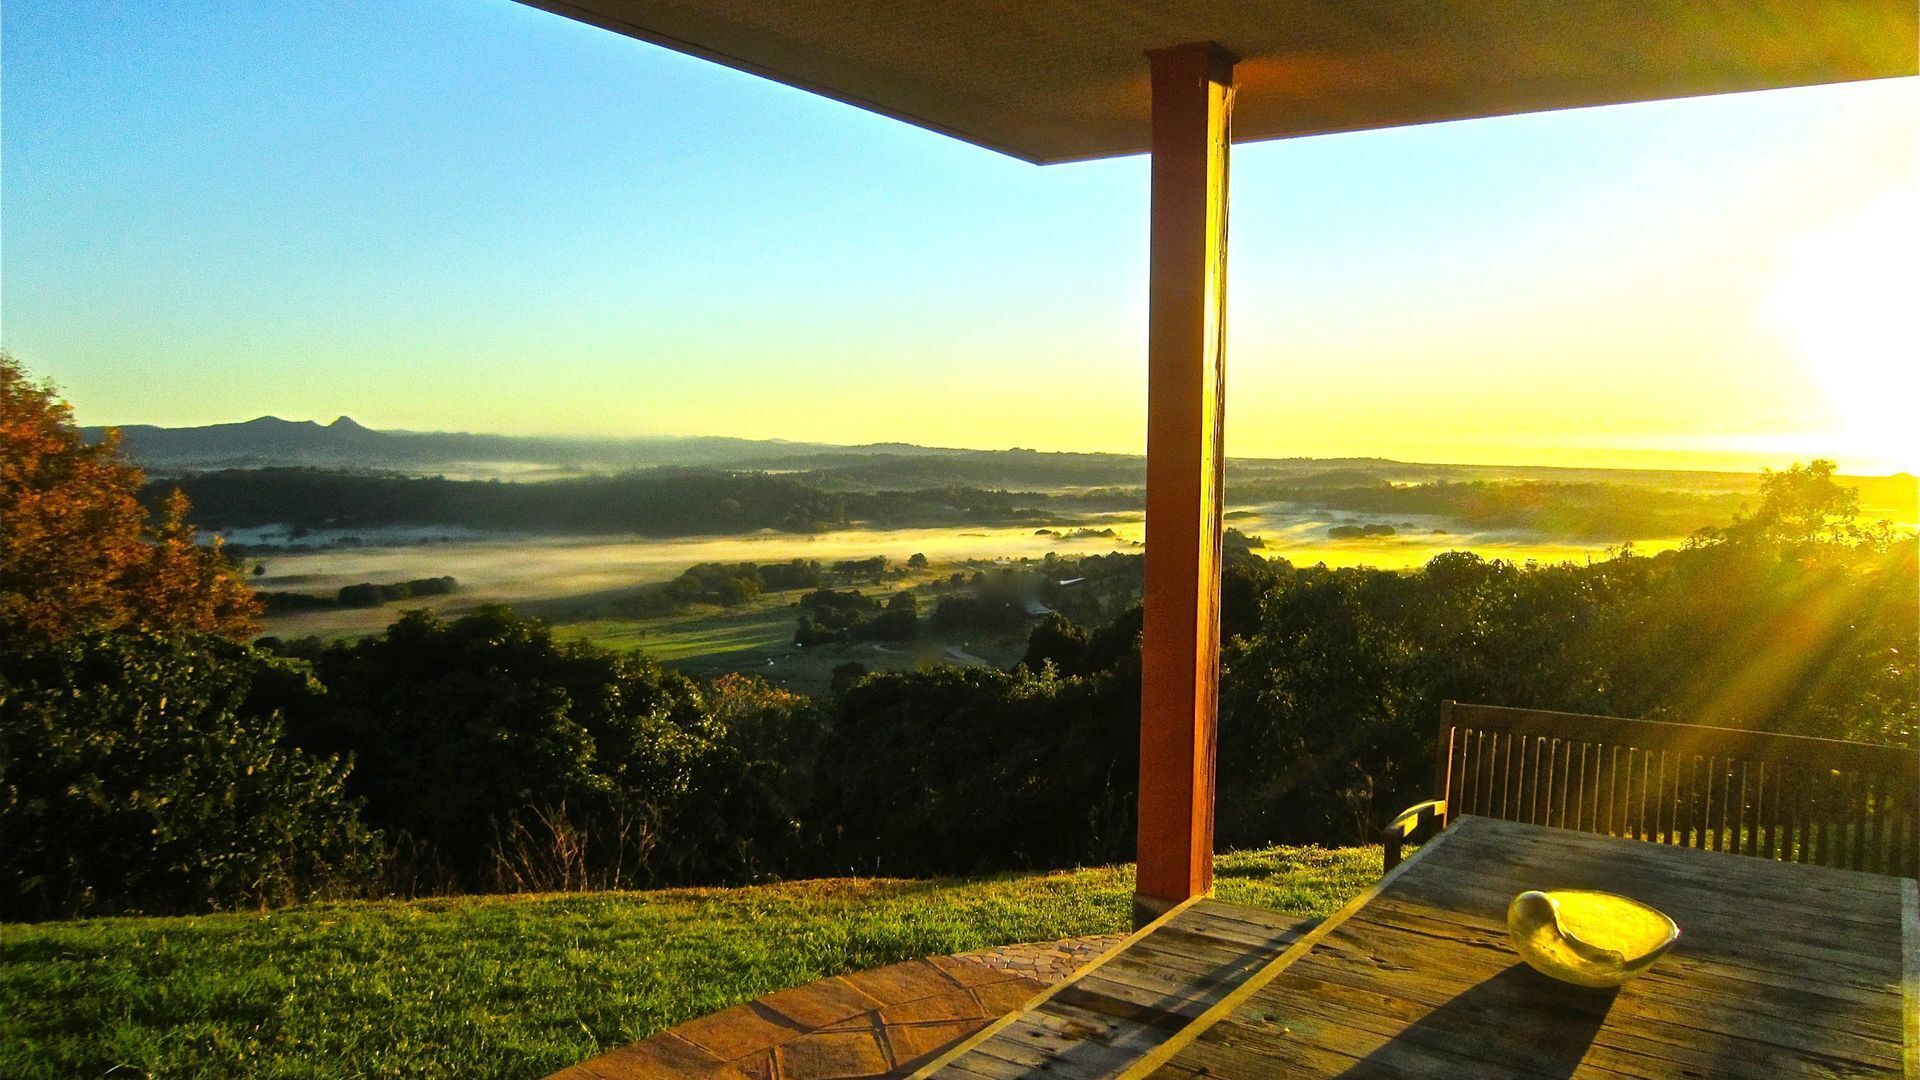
[0,352,259,639]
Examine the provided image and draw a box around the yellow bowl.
[1506,889,1679,988]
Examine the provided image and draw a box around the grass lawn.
[0,845,1378,1080]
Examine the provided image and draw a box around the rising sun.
[1766,187,1920,473]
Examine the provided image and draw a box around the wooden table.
[1135,815,1919,1078]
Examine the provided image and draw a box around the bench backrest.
[1437,701,1919,877]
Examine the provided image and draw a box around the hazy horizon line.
[78,411,1914,479]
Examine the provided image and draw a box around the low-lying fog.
[249,504,1683,638]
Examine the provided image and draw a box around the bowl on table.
[1506,889,1679,988]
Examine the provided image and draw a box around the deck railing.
[1388,701,1917,877]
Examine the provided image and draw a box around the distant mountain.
[84,416,937,475]
[94,417,1905,518]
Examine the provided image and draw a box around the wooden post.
[1135,42,1234,926]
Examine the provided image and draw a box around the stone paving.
[547,934,1125,1079]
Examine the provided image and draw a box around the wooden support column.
[1136,42,1234,925]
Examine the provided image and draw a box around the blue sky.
[4,1,1915,469]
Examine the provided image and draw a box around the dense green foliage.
[288,608,818,894]
[793,587,918,644]
[6,526,1911,916]
[819,661,1138,873]
[168,468,1056,538]
[0,847,1376,1080]
[260,575,457,613]
[160,459,1869,550]
[0,633,379,919]
[1217,465,1917,845]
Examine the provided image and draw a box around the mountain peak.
[328,416,368,432]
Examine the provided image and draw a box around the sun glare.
[1766,187,1920,473]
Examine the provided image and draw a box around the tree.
[907,552,929,569]
[1021,612,1089,675]
[0,353,259,640]
[1697,459,1867,547]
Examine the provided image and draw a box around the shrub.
[852,607,917,642]
[819,661,1137,874]
[0,632,379,919]
[295,606,817,891]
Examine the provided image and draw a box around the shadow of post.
[1337,964,1619,1079]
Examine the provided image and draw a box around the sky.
[4,1,1916,472]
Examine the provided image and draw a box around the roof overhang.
[517,0,1916,164]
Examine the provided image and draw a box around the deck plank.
[914,898,1311,1077]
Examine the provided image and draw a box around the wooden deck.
[1135,815,1918,1078]
[914,898,1313,1077]
[920,816,1917,1078]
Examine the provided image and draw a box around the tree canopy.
[1,354,258,640]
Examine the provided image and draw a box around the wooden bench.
[1383,701,1918,877]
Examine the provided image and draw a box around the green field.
[0,845,1377,1080]
[546,568,1036,696]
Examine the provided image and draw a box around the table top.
[1142,815,1918,1079]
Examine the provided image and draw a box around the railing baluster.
[1498,731,1515,821]
[1812,764,1827,864]
[1571,742,1588,833]
[1735,757,1751,849]
[1460,729,1478,816]
[1702,757,1720,851]
[1655,751,1670,844]
[1474,729,1491,816]
[1478,730,1495,817]
[1781,760,1797,860]
[1704,753,1720,845]
[1735,760,1751,853]
[1512,734,1529,824]
[1543,734,1559,826]
[1530,736,1547,826]
[1582,737,1597,834]
[1589,743,1604,834]
[1774,762,1791,860]
[1604,745,1620,837]
[1896,776,1912,880]
[1865,771,1885,874]
[1639,748,1651,841]
[1669,751,1683,844]
[1683,754,1698,847]
[1758,757,1774,857]
[1537,738,1553,828]
[1565,741,1580,832]
[1847,772,1866,873]
[1637,748,1653,841]
[1891,785,1914,877]
[1674,753,1690,846]
[1703,757,1716,850]
[1451,730,1466,814]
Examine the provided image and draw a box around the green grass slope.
[0,846,1377,1080]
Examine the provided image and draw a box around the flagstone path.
[548,934,1124,1079]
